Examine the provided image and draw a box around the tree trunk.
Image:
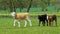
[9,0,13,12]
[13,1,16,12]
[20,8,22,12]
[27,0,32,12]
[42,8,44,11]
[45,9,48,11]
[13,5,16,12]
[48,0,50,6]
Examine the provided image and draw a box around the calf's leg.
[14,19,20,27]
[27,18,32,27]
[14,20,17,27]
[55,19,57,26]
[46,20,48,26]
[24,20,27,27]
[17,21,20,27]
[39,20,41,26]
[42,21,45,26]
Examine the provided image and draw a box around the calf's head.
[11,12,16,17]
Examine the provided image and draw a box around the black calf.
[38,14,48,26]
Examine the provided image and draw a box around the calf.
[48,14,57,26]
[38,14,48,26]
[11,12,32,27]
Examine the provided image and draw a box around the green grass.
[0,16,60,34]
[0,12,60,34]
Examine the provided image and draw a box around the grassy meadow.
[0,12,60,34]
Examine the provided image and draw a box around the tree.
[27,0,33,12]
[9,0,13,12]
[40,0,47,11]
[17,0,24,12]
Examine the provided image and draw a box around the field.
[0,12,60,34]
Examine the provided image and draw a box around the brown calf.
[11,12,32,27]
[48,14,57,26]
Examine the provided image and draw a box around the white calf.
[11,12,32,27]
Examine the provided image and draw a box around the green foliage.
[0,0,60,12]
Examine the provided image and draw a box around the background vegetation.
[0,0,60,12]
